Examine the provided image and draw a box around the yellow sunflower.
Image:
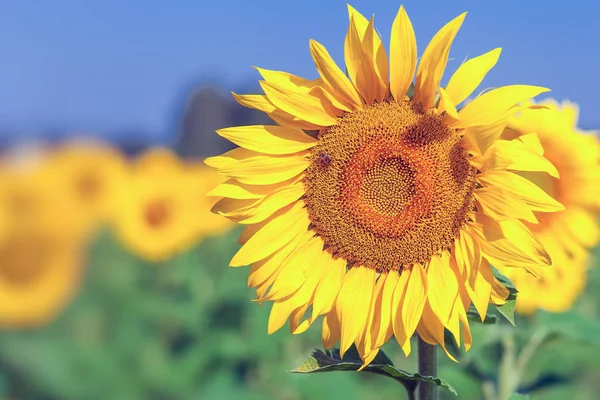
[0,226,83,328]
[206,5,562,366]
[0,159,84,328]
[114,148,200,262]
[46,141,130,234]
[498,100,600,314]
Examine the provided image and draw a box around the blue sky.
[0,0,597,142]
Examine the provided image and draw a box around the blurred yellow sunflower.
[206,5,561,365]
[0,227,83,328]
[498,100,600,314]
[114,148,200,262]
[0,156,84,328]
[47,141,129,234]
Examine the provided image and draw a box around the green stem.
[418,337,438,400]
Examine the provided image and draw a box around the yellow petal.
[336,267,376,357]
[490,277,510,305]
[346,5,389,100]
[310,39,363,110]
[345,15,379,104]
[260,80,338,127]
[204,147,257,170]
[230,181,306,224]
[248,229,312,287]
[444,48,502,106]
[232,93,321,130]
[467,258,493,320]
[311,252,346,320]
[254,67,318,91]
[461,122,505,156]
[268,296,296,334]
[454,85,550,128]
[208,151,309,185]
[216,125,317,155]
[373,272,398,348]
[473,213,551,268]
[474,186,538,223]
[206,177,297,200]
[477,170,564,213]
[263,236,322,301]
[437,86,459,119]
[414,12,466,109]
[322,312,341,349]
[482,137,559,178]
[427,252,459,324]
[389,5,417,102]
[393,264,427,355]
[230,201,309,266]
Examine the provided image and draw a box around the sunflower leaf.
[491,266,518,326]
[535,310,600,345]
[466,305,499,324]
[291,347,457,396]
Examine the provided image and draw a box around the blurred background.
[0,1,598,399]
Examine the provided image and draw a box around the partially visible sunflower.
[0,226,83,328]
[47,141,130,234]
[114,148,200,262]
[0,156,84,328]
[206,5,562,365]
[498,100,600,314]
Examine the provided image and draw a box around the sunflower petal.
[232,93,321,130]
[478,170,564,213]
[427,252,459,324]
[454,85,550,128]
[336,267,376,357]
[208,151,309,185]
[345,15,380,103]
[474,186,538,223]
[389,5,417,102]
[482,137,559,178]
[310,39,363,110]
[216,125,317,155]
[260,81,338,127]
[414,12,466,109]
[311,252,346,320]
[322,312,341,349]
[444,48,502,105]
[230,201,309,266]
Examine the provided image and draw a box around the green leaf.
[466,305,499,324]
[491,266,518,326]
[291,347,457,396]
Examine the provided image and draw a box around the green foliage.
[293,347,457,396]
[491,266,518,326]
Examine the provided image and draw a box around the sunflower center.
[145,199,171,229]
[76,171,101,201]
[304,100,477,271]
[0,234,50,286]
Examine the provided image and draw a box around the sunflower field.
[1,3,600,400]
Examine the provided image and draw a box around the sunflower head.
[498,100,600,314]
[114,148,202,262]
[46,142,130,233]
[206,4,560,366]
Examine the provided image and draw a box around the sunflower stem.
[417,337,438,400]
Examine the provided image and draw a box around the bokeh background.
[0,1,598,399]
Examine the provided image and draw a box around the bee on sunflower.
[206,4,562,366]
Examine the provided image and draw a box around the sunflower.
[205,5,561,365]
[114,148,201,262]
[0,226,83,328]
[47,141,130,234]
[497,100,600,314]
[0,158,84,328]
